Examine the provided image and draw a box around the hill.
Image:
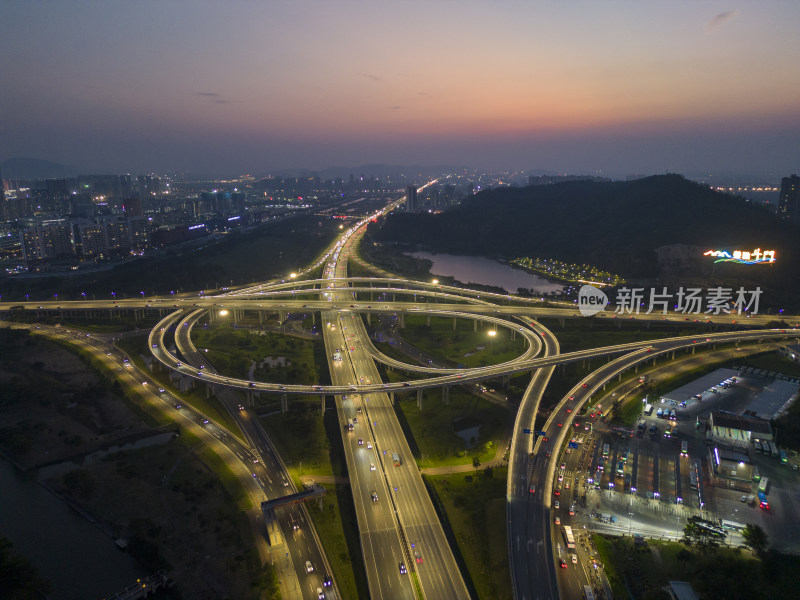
[373,175,800,310]
[0,157,80,180]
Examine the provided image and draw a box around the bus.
[616,460,625,477]
[758,477,769,494]
[689,468,698,490]
[602,443,610,457]
[780,449,788,464]
[644,404,653,416]
[583,585,596,600]
[563,525,576,550]
[681,440,688,456]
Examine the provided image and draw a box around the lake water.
[408,251,563,295]
[0,459,145,599]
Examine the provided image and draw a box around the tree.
[742,523,769,558]
[472,456,481,472]
[681,516,726,554]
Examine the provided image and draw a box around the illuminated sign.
[704,248,775,265]
[188,224,205,230]
[227,216,240,221]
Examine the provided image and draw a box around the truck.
[644,404,653,416]
[770,442,779,458]
[392,452,401,466]
[332,351,342,361]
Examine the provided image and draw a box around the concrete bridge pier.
[389,391,395,405]
[692,346,696,355]
[671,351,675,360]
[367,312,371,325]
[453,317,457,331]
[278,310,286,323]
[281,394,288,413]
[417,388,423,410]
[206,384,214,398]
[559,318,565,328]
[474,319,478,332]
[399,313,405,328]
[258,310,264,325]
[320,395,325,415]
[426,315,431,326]
[442,386,450,405]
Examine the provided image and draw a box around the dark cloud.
[705,10,739,33]
[388,106,401,111]
[197,92,221,97]
[359,73,383,82]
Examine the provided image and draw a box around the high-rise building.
[778,174,800,223]
[20,223,74,266]
[405,185,417,213]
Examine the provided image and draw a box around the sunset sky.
[2,1,799,178]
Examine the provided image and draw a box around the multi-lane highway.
[3,195,798,600]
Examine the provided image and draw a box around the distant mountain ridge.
[373,174,800,309]
[0,157,83,180]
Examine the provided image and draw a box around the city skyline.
[2,1,800,178]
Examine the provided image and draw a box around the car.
[559,558,567,568]
[558,474,564,482]
[554,500,560,508]
[414,550,423,564]
[554,489,560,496]
[543,436,549,442]
[555,516,561,524]
[566,407,572,413]
[367,441,373,449]
[370,463,376,471]
[158,387,165,393]
[565,482,570,489]
[399,562,407,574]
[741,495,748,502]
[142,381,148,386]
[282,478,289,487]
[174,403,182,409]
[569,505,575,515]
[305,560,314,573]
[202,418,209,424]
[571,554,578,564]
[529,483,536,493]
[357,406,362,413]
[545,451,551,458]
[560,463,567,470]
[238,404,245,411]
[322,575,332,587]
[371,491,378,502]
[317,587,325,599]
[565,448,571,454]
[557,422,563,427]
[353,417,358,424]
[358,438,364,446]
[582,383,588,388]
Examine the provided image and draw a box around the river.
[408,251,564,295]
[0,459,145,599]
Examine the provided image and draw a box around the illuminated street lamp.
[488,329,497,354]
[432,279,438,285]
[289,272,297,279]
[219,309,229,317]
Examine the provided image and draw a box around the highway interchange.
[2,200,798,600]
